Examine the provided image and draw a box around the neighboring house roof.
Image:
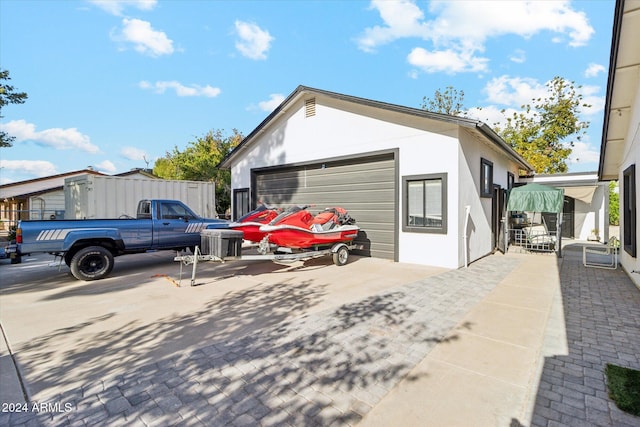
[0,169,105,200]
[115,169,158,179]
[0,169,158,200]
[219,85,533,172]
[599,0,640,180]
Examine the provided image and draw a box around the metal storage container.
[200,229,243,259]
[64,174,216,219]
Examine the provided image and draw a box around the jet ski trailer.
[174,229,362,286]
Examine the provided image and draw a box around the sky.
[0,0,616,184]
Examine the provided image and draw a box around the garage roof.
[219,85,533,172]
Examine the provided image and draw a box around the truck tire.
[70,246,114,281]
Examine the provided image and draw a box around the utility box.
[64,174,217,219]
[200,229,243,259]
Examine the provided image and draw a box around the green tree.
[421,86,466,116]
[493,77,590,174]
[0,69,29,147]
[153,129,243,215]
[609,180,619,226]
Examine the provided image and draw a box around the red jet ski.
[259,206,359,249]
[230,204,281,242]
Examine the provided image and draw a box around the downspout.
[463,205,471,268]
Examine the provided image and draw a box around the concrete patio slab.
[458,300,549,349]
[359,359,527,427]
[426,330,538,386]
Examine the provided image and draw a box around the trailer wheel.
[70,246,114,281]
[332,245,349,266]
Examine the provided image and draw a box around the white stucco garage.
[220,86,533,269]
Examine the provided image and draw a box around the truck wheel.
[332,246,349,266]
[70,246,114,281]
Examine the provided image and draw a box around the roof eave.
[219,85,534,173]
[598,0,625,180]
[474,122,534,172]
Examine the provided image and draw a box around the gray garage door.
[252,151,397,260]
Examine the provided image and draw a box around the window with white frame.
[402,173,447,234]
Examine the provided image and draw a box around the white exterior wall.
[573,184,607,241]
[232,101,464,268]
[396,134,460,268]
[230,99,523,269]
[458,130,521,267]
[619,83,640,286]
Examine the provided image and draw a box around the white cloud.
[95,160,117,173]
[585,63,605,78]
[258,94,285,112]
[425,1,594,47]
[568,141,600,164]
[483,76,604,116]
[356,0,429,53]
[580,84,605,115]
[483,75,548,106]
[120,146,147,161]
[358,0,594,74]
[466,105,518,128]
[407,47,488,74]
[0,160,58,178]
[234,21,273,60]
[0,120,99,153]
[509,49,526,64]
[112,18,174,57]
[139,80,221,97]
[88,0,156,16]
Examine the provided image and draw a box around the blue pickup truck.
[10,199,228,281]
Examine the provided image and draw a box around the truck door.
[155,201,203,248]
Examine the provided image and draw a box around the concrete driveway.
[0,250,446,420]
[3,246,638,426]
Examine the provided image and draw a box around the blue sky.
[0,0,615,184]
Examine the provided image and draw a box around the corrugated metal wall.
[253,153,397,260]
[64,175,217,219]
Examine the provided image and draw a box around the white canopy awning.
[559,185,598,204]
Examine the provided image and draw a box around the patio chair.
[583,236,619,269]
[523,223,556,252]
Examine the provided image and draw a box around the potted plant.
[588,228,600,241]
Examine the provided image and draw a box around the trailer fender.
[331,243,349,266]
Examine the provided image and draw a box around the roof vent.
[305,98,316,118]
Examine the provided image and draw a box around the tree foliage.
[421,86,466,116]
[421,77,590,174]
[493,77,590,174]
[0,69,29,148]
[153,129,243,215]
[609,180,619,226]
